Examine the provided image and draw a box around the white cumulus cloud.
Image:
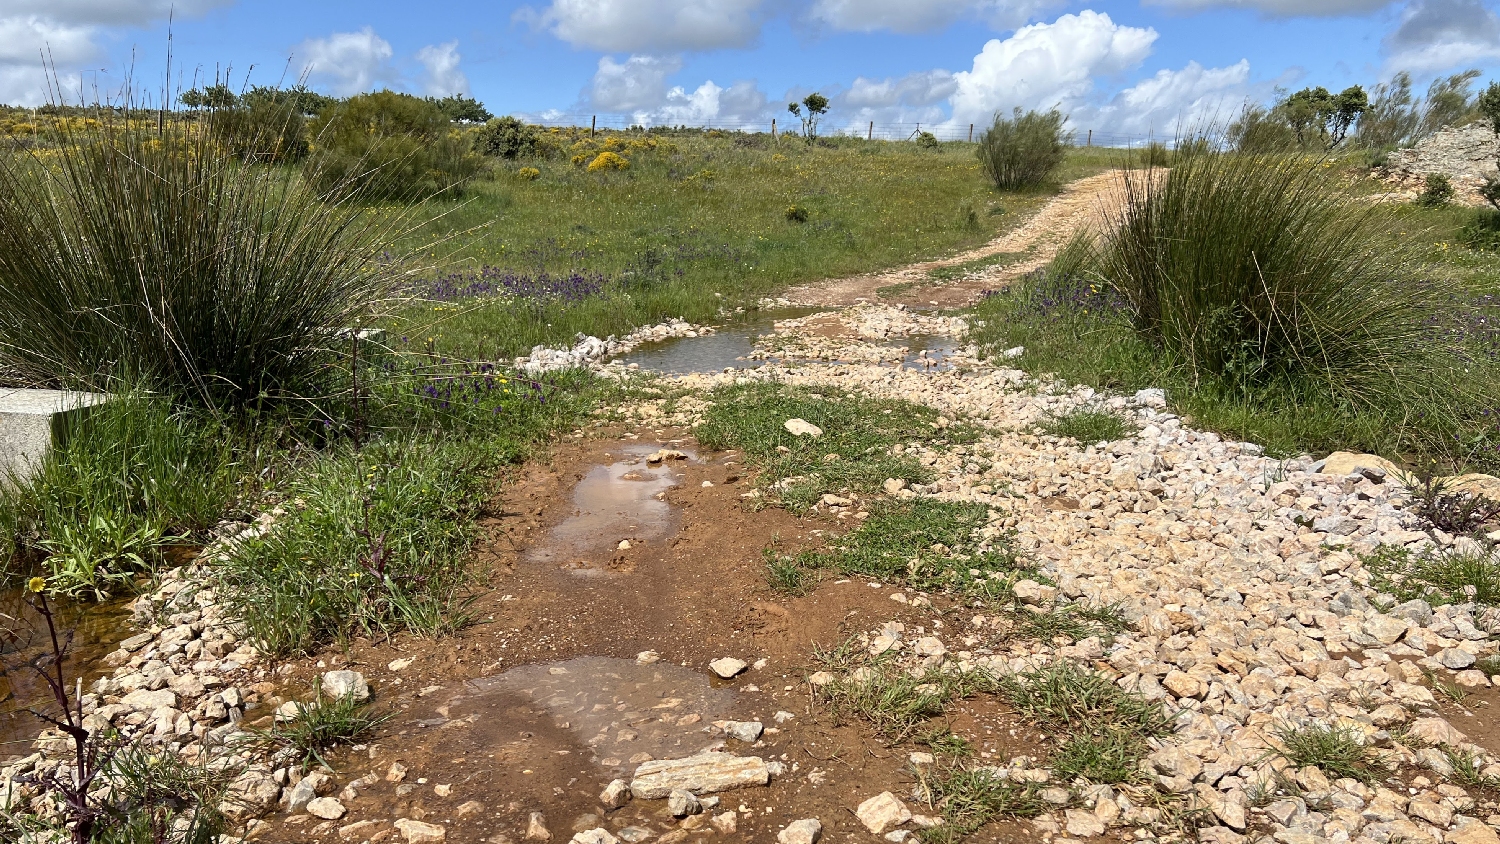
[1383,0,1500,72]
[810,0,1063,34]
[416,41,470,96]
[296,28,397,97]
[520,0,766,53]
[0,1,229,105]
[948,11,1158,127]
[1078,59,1252,136]
[587,54,771,125]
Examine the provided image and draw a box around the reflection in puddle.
[526,444,694,576]
[616,309,821,375]
[898,334,963,370]
[464,656,736,773]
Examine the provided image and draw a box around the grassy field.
[384,133,1117,359]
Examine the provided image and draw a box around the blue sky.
[4,0,1498,140]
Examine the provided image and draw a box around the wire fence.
[527,112,1161,148]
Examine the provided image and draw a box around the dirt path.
[782,169,1131,309]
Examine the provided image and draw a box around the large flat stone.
[0,389,109,482]
[629,752,769,799]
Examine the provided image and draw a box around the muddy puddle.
[1,588,133,754]
[460,656,739,774]
[525,444,696,577]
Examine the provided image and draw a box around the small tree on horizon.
[787,93,829,142]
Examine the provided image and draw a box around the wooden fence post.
[1087,129,1092,147]
[867,121,873,140]
[590,115,596,138]
[968,124,973,142]
[771,118,777,143]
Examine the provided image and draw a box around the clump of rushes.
[1273,722,1388,783]
[696,382,975,511]
[1085,151,1457,409]
[0,89,406,407]
[219,438,486,657]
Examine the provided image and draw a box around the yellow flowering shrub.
[517,166,541,180]
[601,136,626,152]
[570,152,590,166]
[587,151,629,172]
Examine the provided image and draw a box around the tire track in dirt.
[783,169,1132,309]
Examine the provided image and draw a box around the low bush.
[476,116,540,159]
[305,91,484,200]
[1417,173,1456,207]
[0,95,403,405]
[976,108,1070,190]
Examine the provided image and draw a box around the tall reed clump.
[976,108,1070,190]
[0,94,404,407]
[1083,151,1457,408]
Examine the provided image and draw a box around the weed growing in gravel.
[928,251,1031,281]
[1475,654,1500,677]
[762,547,818,595]
[917,726,974,757]
[916,767,1054,843]
[816,650,997,741]
[999,661,1174,736]
[697,382,975,511]
[220,438,487,657]
[247,687,391,770]
[1401,474,1500,536]
[1039,409,1134,444]
[1050,727,1153,784]
[1000,660,1172,785]
[1444,748,1500,789]
[1008,601,1128,642]
[1273,722,1388,783]
[1363,543,1500,606]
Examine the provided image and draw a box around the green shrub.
[1082,151,1451,405]
[2,394,239,598]
[0,98,402,405]
[219,438,485,657]
[211,99,309,163]
[476,116,540,159]
[1459,208,1500,251]
[305,91,484,200]
[976,108,1070,189]
[1417,173,1456,208]
[915,131,940,149]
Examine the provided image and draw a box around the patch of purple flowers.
[411,267,609,303]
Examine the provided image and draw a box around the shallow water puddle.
[896,334,963,370]
[616,309,822,375]
[459,656,737,774]
[526,444,695,577]
[1,588,134,752]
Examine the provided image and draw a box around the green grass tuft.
[999,660,1173,737]
[1363,543,1500,606]
[1274,722,1388,783]
[917,767,1054,843]
[1040,409,1134,444]
[247,686,391,771]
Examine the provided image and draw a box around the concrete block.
[0,389,110,483]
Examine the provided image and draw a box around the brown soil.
[782,170,1133,310]
[254,429,1051,843]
